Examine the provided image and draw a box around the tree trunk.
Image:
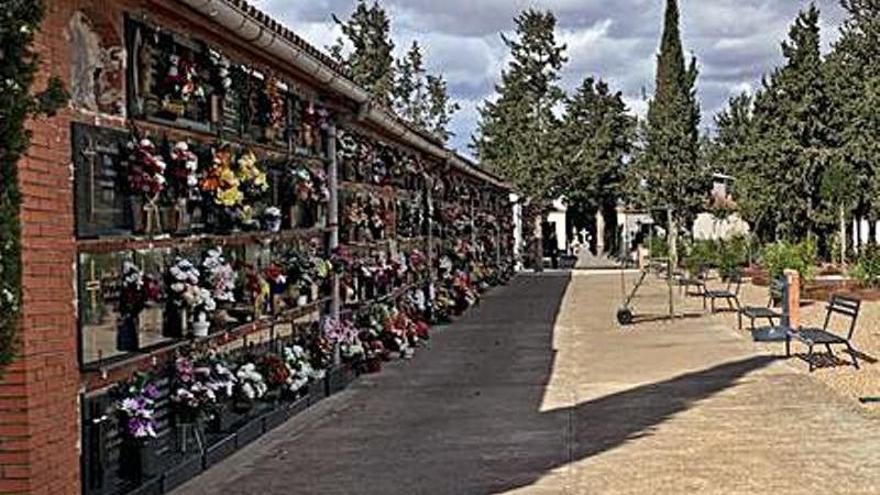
[839,204,846,267]
[667,208,677,318]
[534,214,544,273]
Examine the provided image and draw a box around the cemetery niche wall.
[6,1,514,494]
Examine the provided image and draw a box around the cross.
[84,258,101,323]
[81,141,98,223]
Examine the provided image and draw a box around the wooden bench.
[785,294,862,372]
[738,278,783,331]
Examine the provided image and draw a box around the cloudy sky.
[252,0,846,154]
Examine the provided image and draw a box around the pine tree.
[473,9,566,271]
[753,4,833,241]
[393,41,428,127]
[473,9,567,200]
[711,93,776,240]
[425,74,459,143]
[560,77,635,216]
[331,1,396,105]
[633,0,704,230]
[825,0,880,235]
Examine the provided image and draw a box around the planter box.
[261,406,291,433]
[287,395,311,418]
[126,477,162,495]
[306,381,326,405]
[161,454,203,492]
[203,433,236,468]
[235,416,264,448]
[325,365,356,396]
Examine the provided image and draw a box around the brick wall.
[0,1,81,493]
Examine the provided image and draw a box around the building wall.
[1,1,79,492]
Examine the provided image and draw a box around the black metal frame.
[738,278,784,330]
[703,273,742,313]
[785,294,862,372]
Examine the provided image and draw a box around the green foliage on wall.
[0,0,69,368]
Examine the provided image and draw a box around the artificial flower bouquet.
[323,317,365,364]
[234,362,268,410]
[114,373,160,441]
[259,353,291,399]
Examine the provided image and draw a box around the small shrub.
[850,245,880,288]
[648,236,669,258]
[760,239,816,281]
[683,239,717,275]
[717,235,750,279]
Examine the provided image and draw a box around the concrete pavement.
[173,272,880,495]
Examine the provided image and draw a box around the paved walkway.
[174,273,880,495]
[575,251,620,270]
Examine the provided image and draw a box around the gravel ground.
[738,281,880,415]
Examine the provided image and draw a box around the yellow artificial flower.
[216,187,243,207]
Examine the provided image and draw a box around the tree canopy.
[629,0,705,228]
[473,9,568,201]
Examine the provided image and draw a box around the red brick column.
[0,2,80,493]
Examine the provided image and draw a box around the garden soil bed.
[739,281,880,416]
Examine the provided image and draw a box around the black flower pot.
[116,315,140,353]
[119,437,159,483]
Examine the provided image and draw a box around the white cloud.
[254,0,847,154]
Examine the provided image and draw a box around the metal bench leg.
[808,344,815,372]
[785,334,791,357]
[825,343,834,356]
[846,342,860,369]
[737,311,743,330]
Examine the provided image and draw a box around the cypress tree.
[636,0,703,230]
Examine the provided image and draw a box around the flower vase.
[116,315,140,352]
[208,404,235,433]
[290,203,306,229]
[130,197,146,234]
[119,438,159,483]
[271,295,284,315]
[143,196,162,235]
[316,204,327,228]
[174,198,191,236]
[164,306,187,339]
[192,312,210,338]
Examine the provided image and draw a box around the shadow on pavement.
[172,273,778,495]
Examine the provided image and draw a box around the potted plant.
[113,373,160,483]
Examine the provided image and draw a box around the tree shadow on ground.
[172,273,778,495]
